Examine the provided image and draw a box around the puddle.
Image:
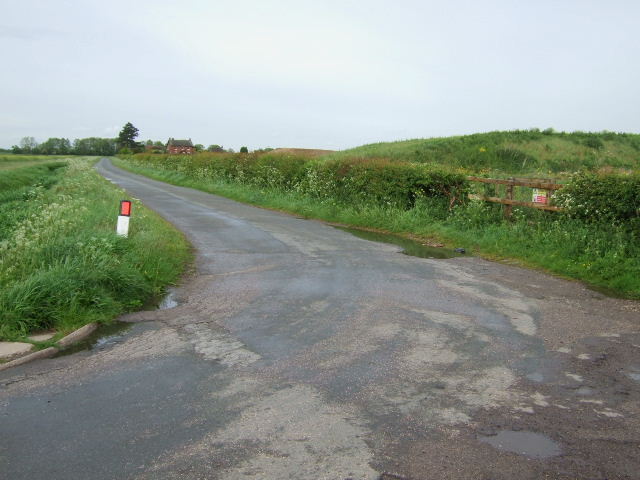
[54,322,132,357]
[628,372,640,382]
[336,227,465,259]
[575,386,595,396]
[526,372,544,383]
[586,284,630,299]
[478,430,561,459]
[158,288,179,310]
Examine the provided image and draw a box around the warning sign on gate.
[532,189,548,204]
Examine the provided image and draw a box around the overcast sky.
[1,0,639,150]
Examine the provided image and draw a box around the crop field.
[0,158,191,341]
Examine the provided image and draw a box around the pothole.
[478,430,561,459]
[53,322,132,357]
[158,288,179,310]
[628,372,640,383]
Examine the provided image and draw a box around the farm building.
[167,138,195,155]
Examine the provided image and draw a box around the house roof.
[167,138,194,147]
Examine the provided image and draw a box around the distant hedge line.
[122,153,639,227]
[124,153,470,209]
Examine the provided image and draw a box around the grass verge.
[0,159,191,341]
[113,158,640,299]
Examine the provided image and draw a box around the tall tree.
[19,136,38,153]
[117,122,139,150]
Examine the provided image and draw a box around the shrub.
[555,172,640,227]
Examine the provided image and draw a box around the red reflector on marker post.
[120,200,132,217]
[117,200,132,237]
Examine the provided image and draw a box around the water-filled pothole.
[54,322,132,357]
[628,372,640,382]
[336,227,466,259]
[478,430,561,459]
[158,288,179,310]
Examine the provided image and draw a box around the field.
[0,157,191,342]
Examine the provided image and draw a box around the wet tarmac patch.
[335,227,465,259]
[478,430,561,459]
[379,473,412,480]
[54,322,132,357]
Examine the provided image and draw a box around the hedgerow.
[124,152,469,210]
[556,172,640,227]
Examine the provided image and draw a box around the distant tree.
[38,137,71,155]
[19,136,38,153]
[117,122,139,150]
[227,148,235,153]
[73,137,117,156]
[11,145,22,154]
[254,147,274,154]
[239,146,249,153]
[194,144,204,152]
[207,144,224,152]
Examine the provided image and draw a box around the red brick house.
[166,138,195,155]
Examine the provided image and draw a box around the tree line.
[6,122,261,155]
[9,136,118,155]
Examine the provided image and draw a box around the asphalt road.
[1,158,639,480]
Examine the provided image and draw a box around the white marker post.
[116,200,132,237]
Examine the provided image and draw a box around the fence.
[467,176,564,218]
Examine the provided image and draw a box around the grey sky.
[1,0,639,150]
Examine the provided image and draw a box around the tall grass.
[0,160,191,341]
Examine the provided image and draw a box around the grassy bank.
[114,156,640,299]
[327,130,640,175]
[0,159,191,341]
[0,154,77,171]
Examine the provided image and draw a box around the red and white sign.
[117,200,132,237]
[532,189,548,204]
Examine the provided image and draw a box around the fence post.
[504,177,514,219]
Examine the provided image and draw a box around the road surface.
[1,158,639,479]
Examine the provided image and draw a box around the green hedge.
[556,172,640,227]
[124,153,469,209]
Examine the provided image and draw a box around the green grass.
[114,158,640,299]
[325,129,640,175]
[0,159,191,341]
[0,154,76,171]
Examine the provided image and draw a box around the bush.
[555,172,640,227]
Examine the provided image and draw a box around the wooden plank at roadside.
[467,176,563,190]
[468,194,564,211]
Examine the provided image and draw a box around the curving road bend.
[1,158,639,479]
